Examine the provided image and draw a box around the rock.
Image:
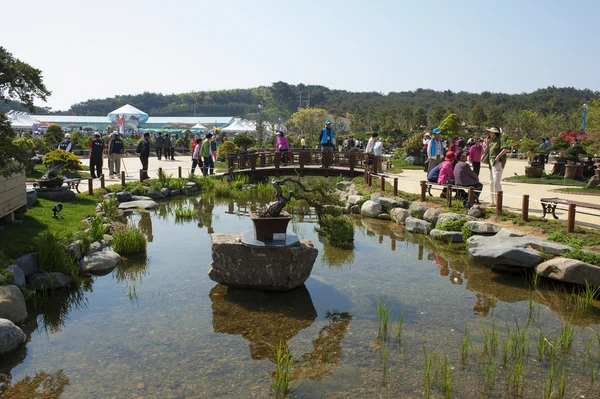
[0,286,27,324]
[378,213,392,220]
[587,175,600,188]
[146,189,165,200]
[360,200,382,218]
[495,228,525,239]
[103,192,116,199]
[89,241,102,254]
[186,182,198,188]
[336,181,351,191]
[6,265,25,287]
[0,319,26,354]
[376,197,409,209]
[209,234,318,291]
[536,257,600,287]
[464,221,502,235]
[102,234,114,246]
[390,208,410,225]
[171,189,181,196]
[26,188,37,207]
[370,193,383,201]
[103,223,113,235]
[469,245,542,268]
[118,200,159,210]
[116,191,132,202]
[160,187,170,197]
[130,195,153,201]
[338,191,348,202]
[467,206,485,218]
[348,187,360,196]
[34,186,76,201]
[423,208,442,224]
[66,242,82,260]
[350,205,359,214]
[79,251,121,276]
[430,229,464,243]
[347,195,363,205]
[15,253,38,278]
[436,213,467,225]
[404,217,432,234]
[28,273,71,290]
[526,238,572,256]
[404,156,423,165]
[185,187,198,195]
[408,203,427,219]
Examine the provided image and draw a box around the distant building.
[30,115,236,131]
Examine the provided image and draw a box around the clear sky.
[2,0,598,111]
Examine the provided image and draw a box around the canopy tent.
[220,119,256,134]
[107,104,149,131]
[190,122,207,131]
[5,110,40,130]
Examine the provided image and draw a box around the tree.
[44,124,64,149]
[516,110,540,138]
[413,107,428,130]
[470,103,487,128]
[429,106,447,128]
[486,106,505,127]
[0,46,50,177]
[232,133,255,153]
[288,108,329,140]
[438,113,462,139]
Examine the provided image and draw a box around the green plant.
[169,177,187,191]
[423,346,432,399]
[0,267,14,285]
[217,140,240,158]
[89,215,107,242]
[316,214,354,249]
[394,307,405,346]
[100,197,119,222]
[461,224,473,242]
[375,298,392,339]
[441,354,453,399]
[270,342,293,399]
[435,218,467,232]
[42,149,84,173]
[173,206,196,222]
[74,230,92,255]
[401,132,425,153]
[34,230,78,279]
[558,322,574,354]
[461,328,471,367]
[565,247,600,266]
[158,170,172,188]
[112,225,147,255]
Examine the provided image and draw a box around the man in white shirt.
[365,133,378,154]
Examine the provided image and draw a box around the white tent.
[5,110,39,130]
[107,104,149,127]
[220,119,256,134]
[190,122,207,130]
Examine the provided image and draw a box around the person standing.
[136,132,151,180]
[58,133,73,152]
[422,132,431,151]
[191,138,203,174]
[108,132,124,178]
[484,127,509,205]
[163,132,171,160]
[155,133,164,160]
[468,138,483,176]
[426,128,445,173]
[210,134,217,162]
[300,137,306,150]
[319,120,335,168]
[200,133,215,176]
[89,132,105,179]
[170,134,177,160]
[276,131,290,165]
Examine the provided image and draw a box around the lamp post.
[258,102,263,117]
[582,103,588,134]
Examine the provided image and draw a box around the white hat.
[65,133,71,139]
[424,132,431,137]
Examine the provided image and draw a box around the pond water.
[2,196,600,398]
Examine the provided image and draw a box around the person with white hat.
[58,133,73,152]
[484,127,509,205]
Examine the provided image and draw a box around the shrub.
[113,225,147,255]
[401,133,424,153]
[89,215,107,242]
[42,149,83,173]
[217,141,240,158]
[169,178,187,190]
[0,268,14,285]
[232,134,255,151]
[317,215,354,249]
[35,230,78,278]
[436,218,468,232]
[43,124,64,148]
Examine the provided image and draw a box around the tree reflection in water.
[138,211,153,242]
[0,370,69,398]
[321,243,355,270]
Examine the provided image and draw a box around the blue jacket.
[320,127,334,146]
[427,162,442,182]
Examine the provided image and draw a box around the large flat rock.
[430,229,463,243]
[118,200,159,210]
[209,233,318,291]
[404,217,432,234]
[469,245,543,268]
[536,257,600,287]
[79,251,121,275]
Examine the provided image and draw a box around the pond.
[2,196,600,398]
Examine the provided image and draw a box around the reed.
[101,196,119,222]
[502,338,510,368]
[557,364,566,399]
[558,322,574,355]
[270,342,293,399]
[35,230,79,279]
[423,346,432,399]
[89,214,107,242]
[441,354,453,399]
[173,206,196,222]
[157,169,172,188]
[537,329,548,360]
[483,359,496,395]
[381,338,390,387]
[375,299,392,339]
[394,307,405,346]
[461,328,471,367]
[112,225,147,255]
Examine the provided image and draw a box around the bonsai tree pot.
[250,211,292,241]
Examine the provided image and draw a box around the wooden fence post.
[522,195,529,221]
[380,176,385,191]
[88,178,94,195]
[158,167,162,178]
[446,184,453,207]
[420,181,427,202]
[567,203,576,233]
[468,187,475,204]
[100,174,105,189]
[178,166,182,178]
[368,172,372,187]
[121,171,125,186]
[393,178,398,196]
[139,169,143,182]
[496,190,503,213]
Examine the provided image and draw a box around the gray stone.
[28,273,71,290]
[467,206,485,218]
[464,221,502,235]
[370,193,383,202]
[15,253,38,277]
[430,229,464,243]
[131,195,153,201]
[423,208,443,224]
[390,208,410,225]
[35,186,76,201]
[526,238,572,256]
[171,189,181,196]
[469,245,542,268]
[116,191,132,202]
[404,217,432,234]
[376,197,409,209]
[587,175,600,188]
[468,234,571,257]
[348,187,360,196]
[160,187,170,197]
[103,192,116,199]
[495,228,525,239]
[404,156,424,165]
[186,182,198,188]
[436,213,467,225]
[185,187,198,196]
[146,189,166,200]
[336,181,351,191]
[102,234,114,246]
[347,195,363,205]
[209,234,318,291]
[118,200,159,210]
[6,265,25,287]
[0,286,27,324]
[26,188,37,207]
[408,203,427,219]
[338,191,348,202]
[66,242,82,260]
[378,213,392,221]
[79,251,121,276]
[89,241,102,254]
[536,257,600,287]
[350,205,360,214]
[0,319,26,354]
[360,200,382,218]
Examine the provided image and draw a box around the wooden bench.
[541,197,600,219]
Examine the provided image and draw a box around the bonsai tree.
[400,133,424,155]
[517,136,544,162]
[438,113,462,140]
[42,149,83,174]
[232,134,255,154]
[549,137,570,156]
[216,141,240,160]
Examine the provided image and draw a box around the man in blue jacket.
[319,120,334,168]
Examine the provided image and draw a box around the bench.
[541,197,600,220]
[423,182,481,207]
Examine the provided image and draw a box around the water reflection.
[321,243,355,269]
[138,212,153,242]
[0,370,69,398]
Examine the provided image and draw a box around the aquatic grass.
[89,214,107,242]
[270,342,293,399]
[502,338,510,368]
[569,282,600,314]
[375,299,392,339]
[441,354,453,399]
[558,322,574,355]
[168,177,187,190]
[393,307,405,346]
[506,357,525,398]
[100,196,119,222]
[537,329,548,360]
[461,328,471,367]
[173,206,196,222]
[557,364,566,399]
[423,346,432,399]
[34,230,79,280]
[112,225,147,255]
[157,169,172,188]
[381,338,390,387]
[483,359,496,395]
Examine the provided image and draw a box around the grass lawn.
[555,187,600,195]
[0,194,98,261]
[505,174,586,186]
[390,158,424,171]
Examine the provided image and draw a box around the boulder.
[171,189,181,196]
[28,273,71,290]
[79,251,121,276]
[89,241,102,254]
[35,186,76,201]
[390,208,410,225]
[0,319,26,354]
[350,205,360,214]
[408,203,427,219]
[467,234,571,257]
[66,242,82,260]
[495,228,525,239]
[209,234,318,291]
[360,200,382,218]
[26,188,37,207]
[116,191,133,202]
[0,286,27,324]
[430,229,464,243]
[464,221,502,235]
[118,200,159,210]
[146,189,166,200]
[404,217,432,234]
[587,175,600,189]
[102,234,114,247]
[336,181,351,191]
[469,245,542,268]
[131,195,153,201]
[161,187,170,197]
[536,257,600,287]
[15,253,38,278]
[6,265,25,287]
[370,193,383,202]
[404,156,423,165]
[423,208,443,224]
[378,214,392,221]
[376,197,409,209]
[347,195,363,205]
[348,187,360,196]
[436,213,474,225]
[467,206,486,218]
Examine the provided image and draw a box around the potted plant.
[517,137,545,178]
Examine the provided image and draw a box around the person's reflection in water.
[138,212,153,242]
[474,293,495,316]
[449,269,463,285]
[434,253,449,276]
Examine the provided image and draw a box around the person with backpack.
[89,132,105,179]
[108,132,124,178]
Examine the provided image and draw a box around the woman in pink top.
[276,131,290,165]
[437,151,456,185]
[191,138,203,174]
[468,138,483,176]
